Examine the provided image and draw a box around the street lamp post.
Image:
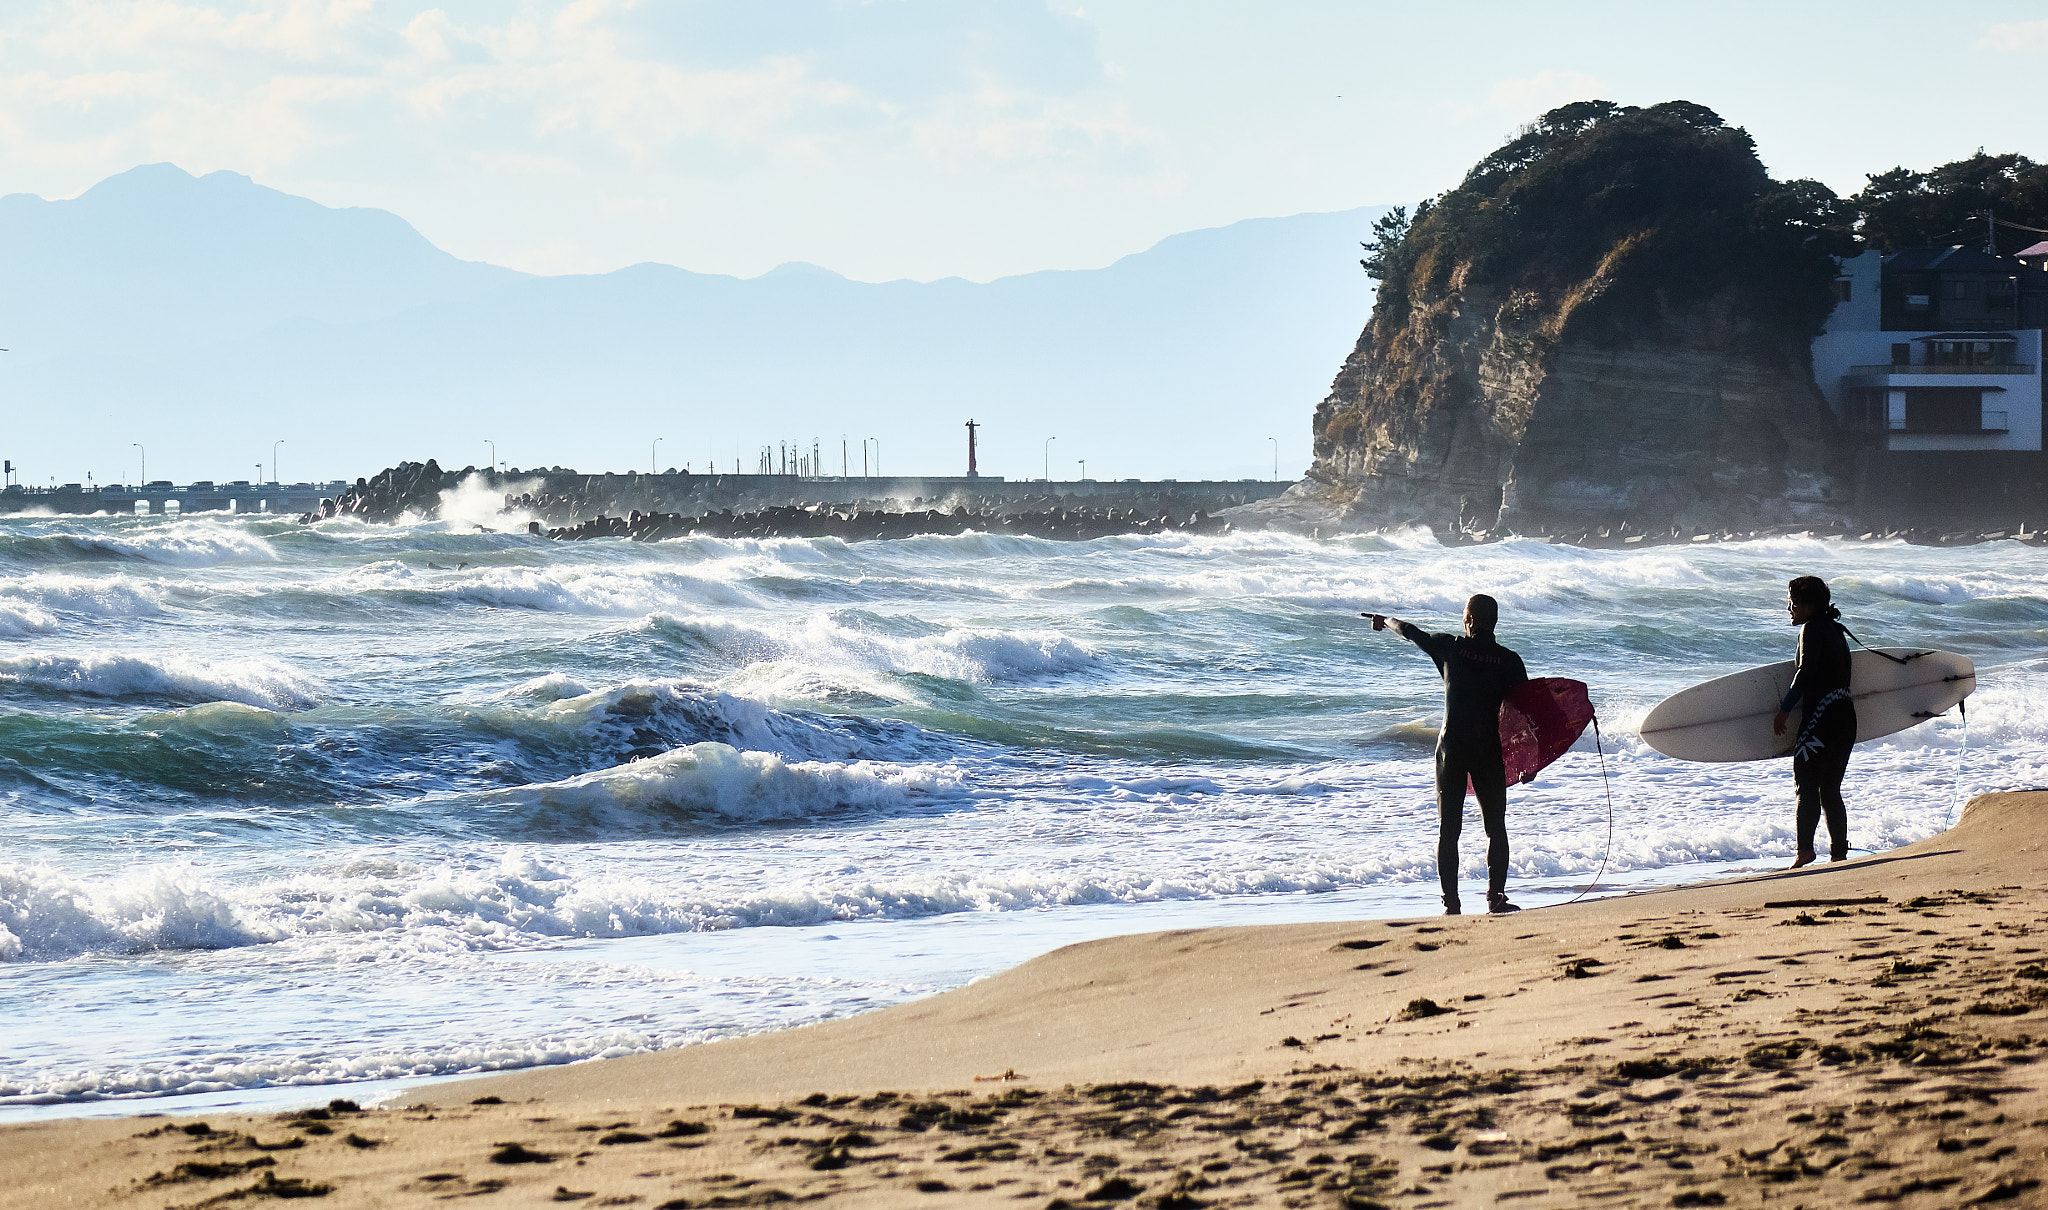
[869,438,881,478]
[1077,459,1087,481]
[485,439,495,473]
[273,440,284,485]
[1044,436,1056,481]
[133,444,145,485]
[1270,437,1278,481]
[652,438,663,474]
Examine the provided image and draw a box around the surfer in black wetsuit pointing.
[1364,596,1529,916]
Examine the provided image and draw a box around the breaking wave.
[0,651,321,710]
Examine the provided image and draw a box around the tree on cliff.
[1311,100,1855,535]
[1366,100,1855,348]
[1852,152,2048,254]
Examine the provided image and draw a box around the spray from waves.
[640,611,1097,687]
[0,522,277,568]
[437,472,546,530]
[0,651,321,710]
[0,863,280,962]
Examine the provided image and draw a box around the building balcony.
[1849,363,2035,375]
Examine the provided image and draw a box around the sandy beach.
[9,789,2047,1209]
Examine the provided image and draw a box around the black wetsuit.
[1782,615,1855,860]
[1393,620,1529,910]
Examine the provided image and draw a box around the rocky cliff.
[1303,101,1855,536]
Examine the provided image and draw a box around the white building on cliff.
[1811,246,2047,451]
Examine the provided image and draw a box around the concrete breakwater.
[307,460,1292,527]
[542,502,1232,543]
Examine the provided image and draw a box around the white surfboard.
[1639,647,1974,763]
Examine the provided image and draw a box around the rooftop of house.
[1886,245,2025,274]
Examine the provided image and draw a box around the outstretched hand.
[1361,612,1388,631]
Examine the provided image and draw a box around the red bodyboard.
[1467,677,1595,794]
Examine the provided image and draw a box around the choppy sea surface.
[2,511,2041,1119]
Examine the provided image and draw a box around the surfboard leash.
[1947,696,1970,829]
[1561,714,1617,907]
[1839,624,1922,666]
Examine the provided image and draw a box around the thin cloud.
[1488,69,1606,118]
[1979,19,2048,51]
[7,1,1150,181]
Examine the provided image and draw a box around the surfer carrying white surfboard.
[1774,575,1855,868]
[1364,596,1528,916]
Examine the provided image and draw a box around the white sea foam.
[312,560,759,615]
[462,741,968,829]
[0,601,59,637]
[65,522,276,567]
[524,678,954,762]
[501,672,594,701]
[0,863,280,962]
[641,611,1097,686]
[0,651,320,710]
[0,574,164,620]
[0,1030,707,1102]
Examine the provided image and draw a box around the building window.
[1891,343,1911,366]
[1905,293,1930,310]
[1843,387,1888,434]
[1902,387,1988,433]
[1832,279,1852,302]
[1952,280,1972,300]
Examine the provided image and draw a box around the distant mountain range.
[0,165,1380,484]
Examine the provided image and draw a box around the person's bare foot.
[1789,850,1817,869]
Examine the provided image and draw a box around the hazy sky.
[5,0,2046,282]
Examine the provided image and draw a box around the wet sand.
[8,791,2047,1209]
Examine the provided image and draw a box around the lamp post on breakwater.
[651,438,663,474]
[869,438,881,479]
[485,440,495,474]
[1044,436,1056,482]
[273,440,284,485]
[1270,437,1278,482]
[133,444,144,486]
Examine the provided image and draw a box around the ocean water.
[2,511,2042,1118]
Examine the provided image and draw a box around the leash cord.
[1839,623,1919,665]
[1947,697,1970,828]
[1561,715,1616,906]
